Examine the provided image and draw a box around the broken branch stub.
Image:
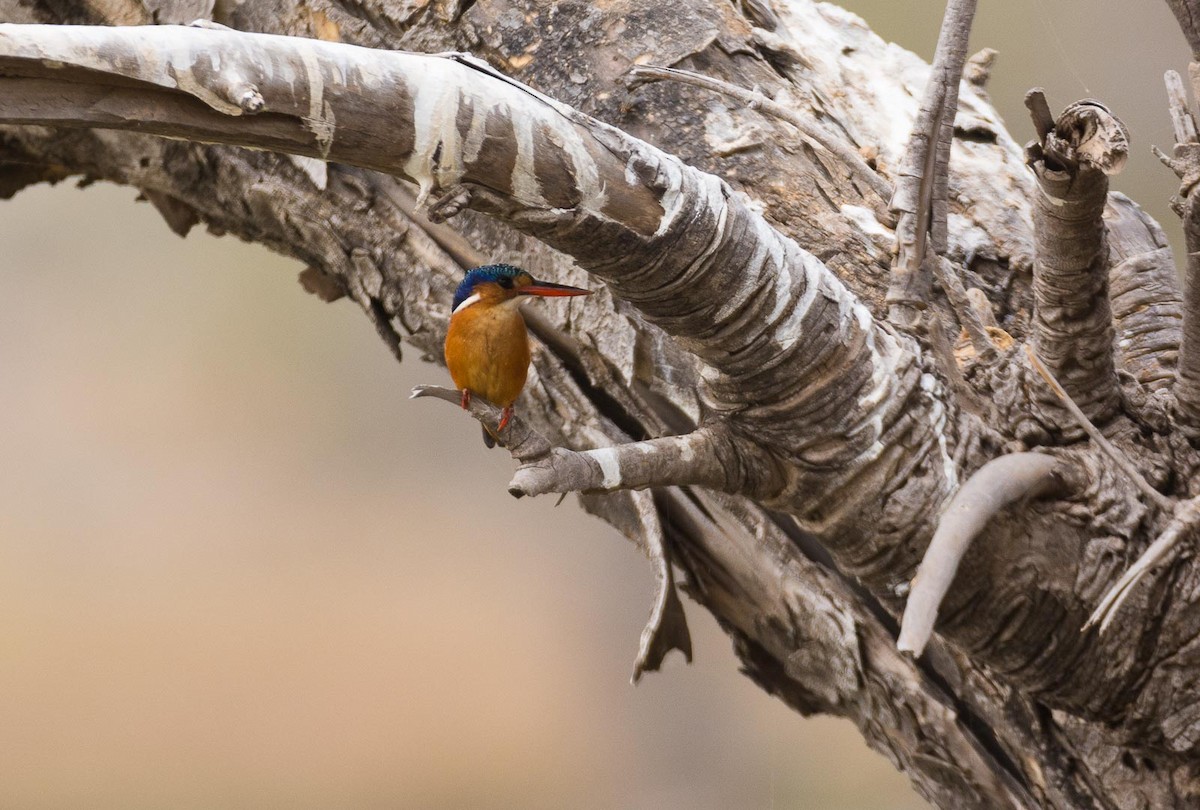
[1025,93,1126,426]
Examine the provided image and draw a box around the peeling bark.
[3,1,1200,806]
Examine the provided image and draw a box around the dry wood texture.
[2,0,1200,807]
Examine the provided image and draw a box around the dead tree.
[2,0,1200,806]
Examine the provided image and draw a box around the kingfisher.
[445,264,590,446]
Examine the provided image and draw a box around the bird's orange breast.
[444,302,531,408]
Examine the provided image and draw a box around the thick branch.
[1025,93,1126,425]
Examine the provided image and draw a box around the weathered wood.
[2,1,1200,807]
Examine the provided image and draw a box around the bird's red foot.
[460,389,471,410]
[498,405,514,432]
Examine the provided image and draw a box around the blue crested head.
[452,264,524,311]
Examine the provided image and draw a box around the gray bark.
[2,1,1200,807]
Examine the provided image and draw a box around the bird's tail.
[482,423,497,448]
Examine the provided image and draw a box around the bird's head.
[451,264,590,314]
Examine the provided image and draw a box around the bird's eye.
[498,276,513,289]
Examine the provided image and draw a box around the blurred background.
[0,2,1187,808]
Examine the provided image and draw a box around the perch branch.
[1024,92,1126,423]
[627,65,894,213]
[410,385,747,498]
[887,0,977,325]
[898,452,1066,656]
[410,385,552,462]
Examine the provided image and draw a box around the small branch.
[898,452,1066,656]
[1024,93,1126,424]
[934,255,995,360]
[1167,69,1199,145]
[629,489,692,683]
[509,428,740,499]
[411,384,747,498]
[965,287,999,329]
[1085,498,1200,633]
[1157,70,1200,431]
[410,384,552,462]
[887,0,978,325]
[1026,347,1174,512]
[627,65,894,213]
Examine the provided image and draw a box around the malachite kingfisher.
[444,264,590,446]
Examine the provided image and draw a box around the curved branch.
[898,452,1066,656]
[1024,93,1126,424]
[1165,0,1200,58]
[887,0,977,324]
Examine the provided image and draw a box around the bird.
[444,263,590,446]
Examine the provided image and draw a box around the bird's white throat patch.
[452,293,482,314]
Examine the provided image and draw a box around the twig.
[1166,69,1199,145]
[898,452,1065,656]
[1025,347,1174,513]
[934,255,994,360]
[1084,499,1200,633]
[627,65,894,209]
[1157,71,1200,431]
[887,0,978,324]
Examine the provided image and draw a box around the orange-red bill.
[520,281,591,297]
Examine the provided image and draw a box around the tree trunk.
[1,0,1199,807]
